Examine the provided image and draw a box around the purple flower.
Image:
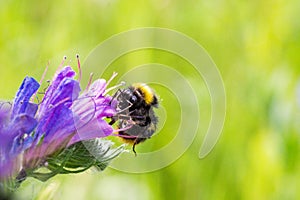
[0,77,39,179]
[70,78,117,144]
[0,65,119,180]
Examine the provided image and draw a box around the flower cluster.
[0,62,124,191]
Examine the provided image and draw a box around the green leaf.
[27,139,124,182]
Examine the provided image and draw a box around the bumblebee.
[110,83,159,155]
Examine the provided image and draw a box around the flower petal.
[38,66,76,116]
[34,78,80,143]
[11,77,39,118]
[85,79,107,98]
[69,119,113,145]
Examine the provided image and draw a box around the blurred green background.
[1,0,300,199]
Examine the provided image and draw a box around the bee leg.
[108,117,116,125]
[109,88,123,105]
[116,100,134,114]
[132,142,137,157]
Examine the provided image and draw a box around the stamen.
[106,72,118,87]
[76,54,82,83]
[85,73,94,92]
[39,61,50,86]
[104,81,126,95]
[57,56,67,72]
[31,61,50,102]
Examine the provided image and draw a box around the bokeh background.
[1,0,300,199]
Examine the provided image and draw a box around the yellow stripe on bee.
[133,83,154,105]
[120,137,136,144]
